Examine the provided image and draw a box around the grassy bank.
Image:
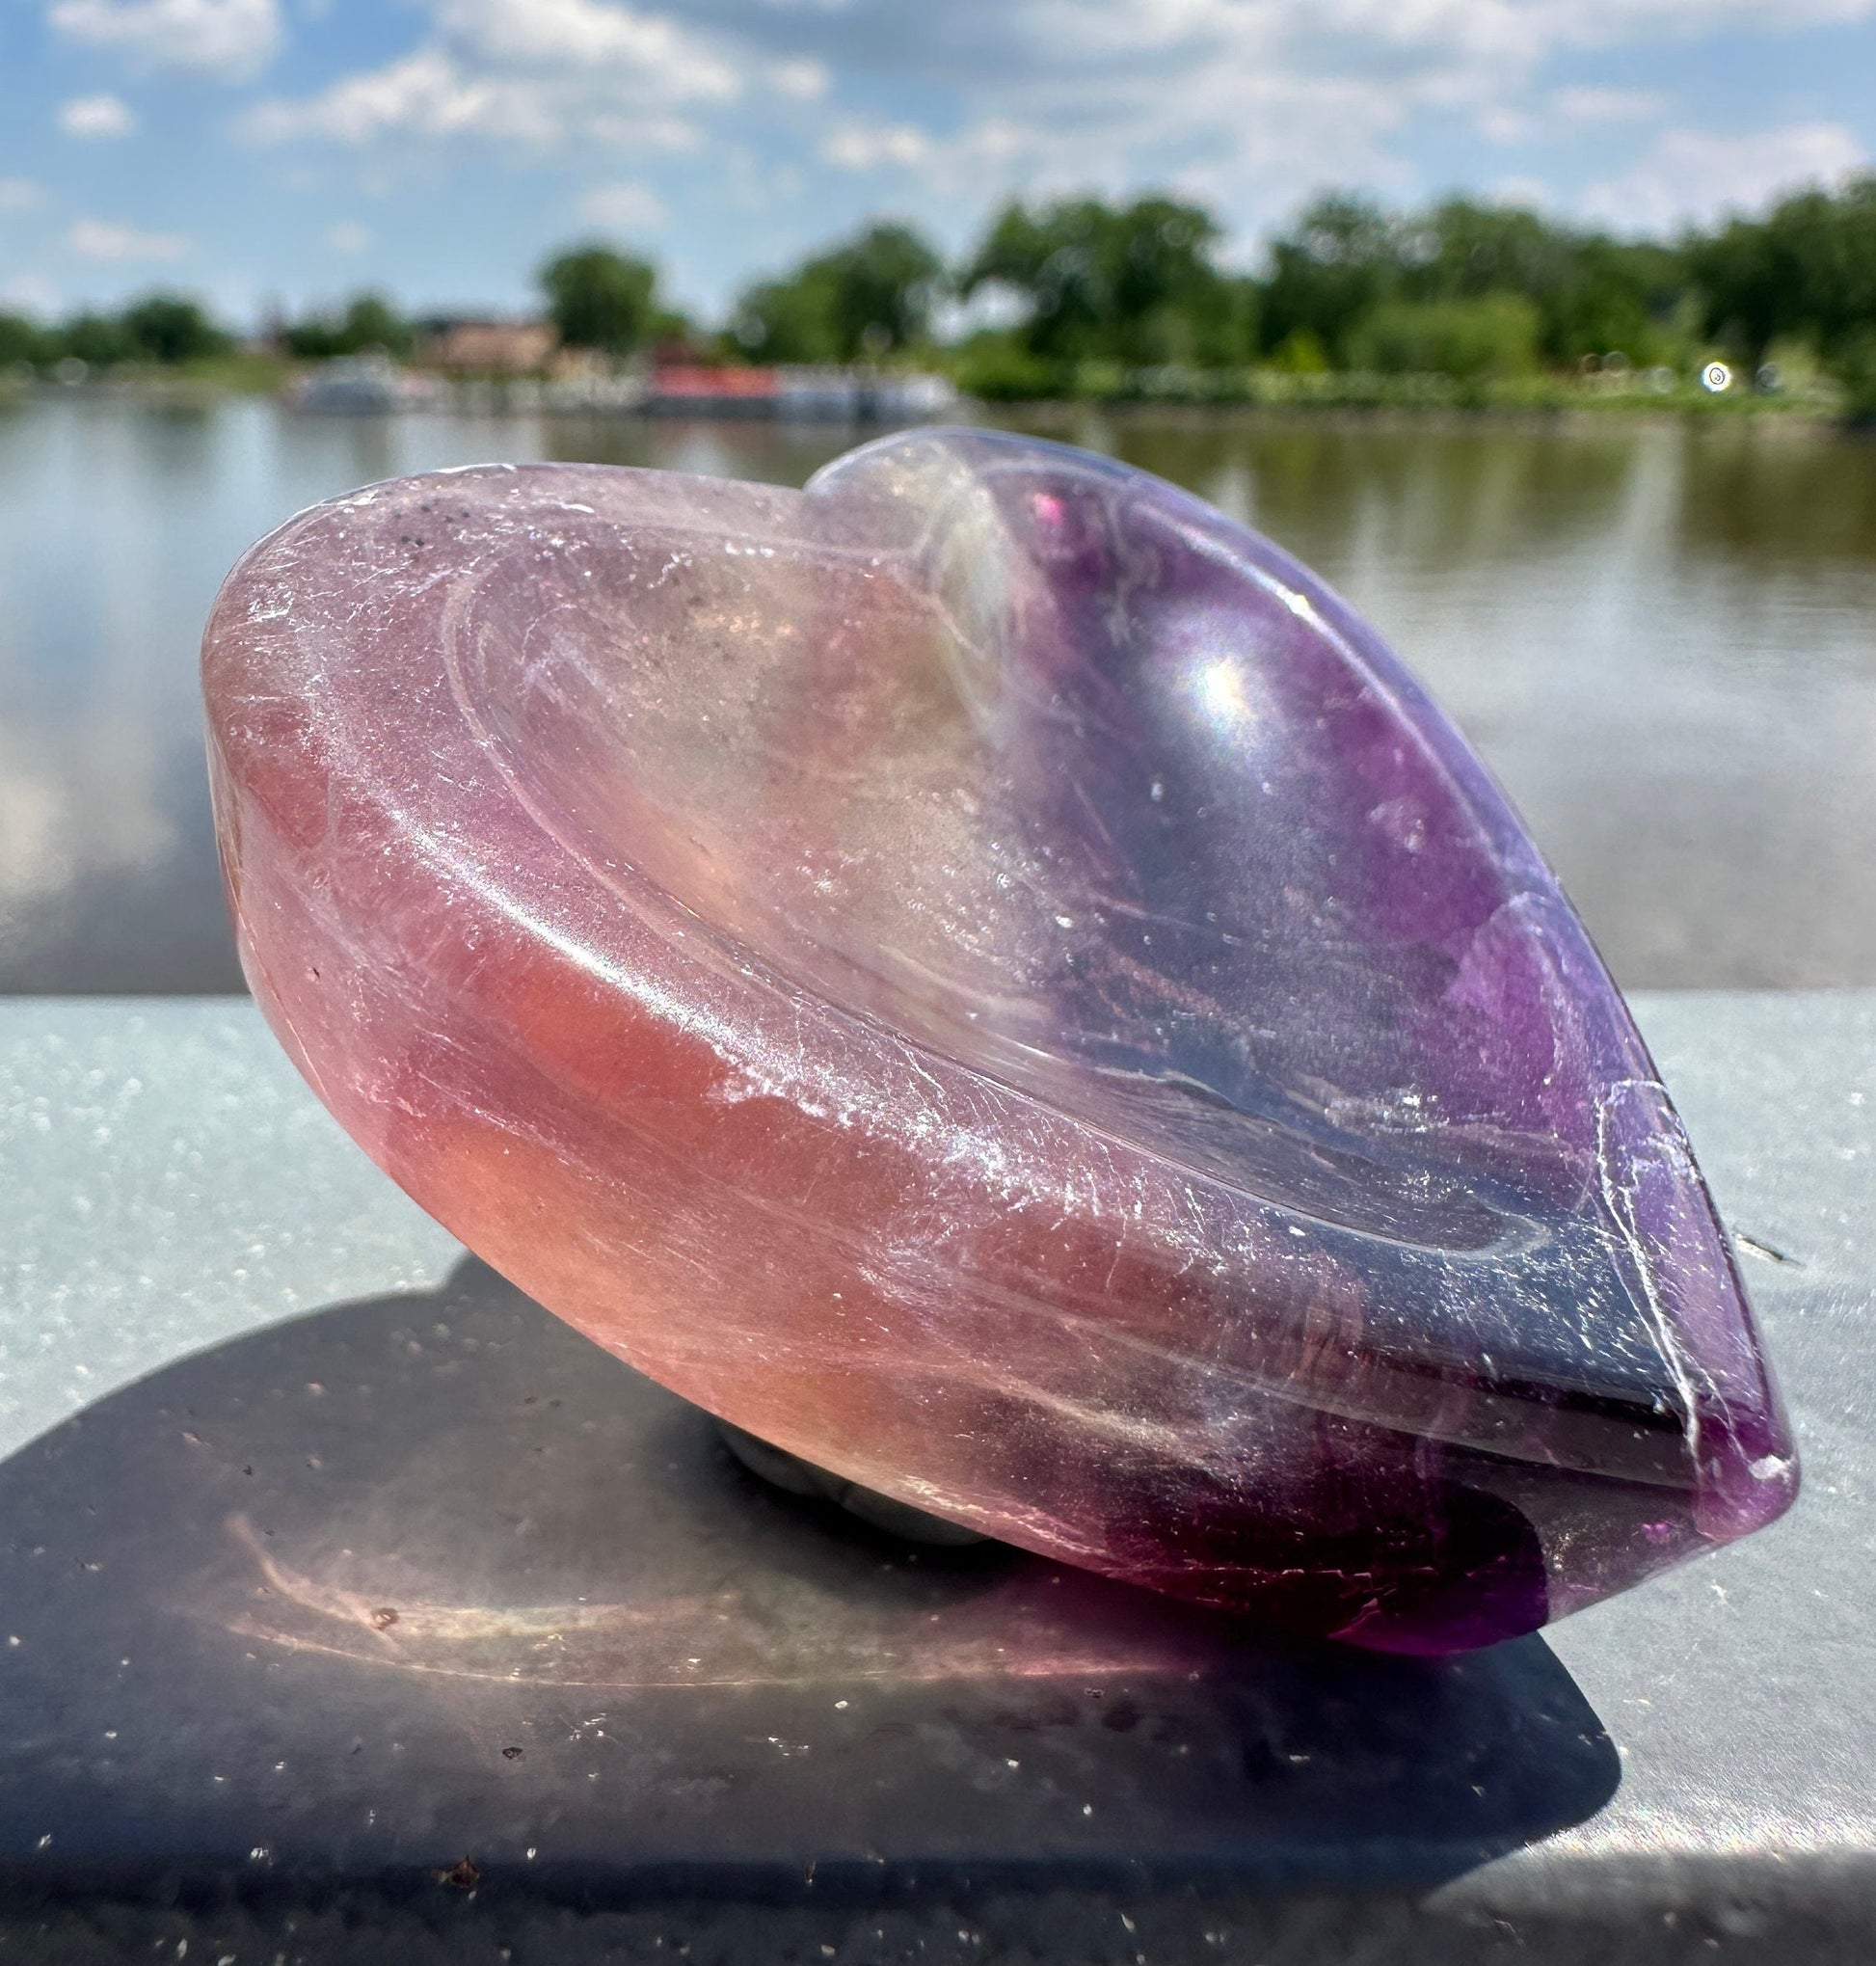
[948,360,1844,418]
[0,352,293,404]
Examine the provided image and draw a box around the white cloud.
[1553,85,1663,121]
[201,0,1876,302]
[1535,0,1874,43]
[245,50,520,144]
[790,4,1426,240]
[244,46,706,148]
[820,121,932,172]
[821,67,1409,233]
[1582,121,1868,232]
[786,0,1876,253]
[58,93,140,138]
[767,56,828,100]
[67,216,190,260]
[577,180,668,230]
[1017,0,1876,67]
[324,219,370,252]
[0,179,44,210]
[1477,105,1535,144]
[434,0,739,96]
[820,111,1156,210]
[47,0,282,81]
[245,0,751,151]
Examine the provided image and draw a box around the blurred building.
[416,317,558,375]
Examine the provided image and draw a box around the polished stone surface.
[203,434,1794,1648]
[0,993,1865,1959]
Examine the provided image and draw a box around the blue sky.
[1,0,1873,327]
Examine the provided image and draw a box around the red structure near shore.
[646,364,953,420]
[646,364,781,413]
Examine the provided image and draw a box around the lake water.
[1,393,1872,992]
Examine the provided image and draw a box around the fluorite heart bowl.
[201,428,1797,1653]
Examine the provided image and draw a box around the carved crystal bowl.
[202,430,1797,1652]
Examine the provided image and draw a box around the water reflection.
[1,394,1873,990]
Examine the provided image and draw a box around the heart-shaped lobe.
[203,428,1796,1651]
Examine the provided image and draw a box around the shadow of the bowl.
[0,1254,1618,1906]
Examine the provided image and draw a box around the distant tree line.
[5,177,1875,409]
[0,290,230,368]
[549,179,1876,407]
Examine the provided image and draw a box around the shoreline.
[1,370,1862,437]
[985,397,1856,440]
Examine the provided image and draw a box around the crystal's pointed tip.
[1692,1395,1802,1545]
[1735,1443,1803,1533]
[1315,1193,1801,1657]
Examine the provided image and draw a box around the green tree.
[119,292,229,364]
[285,291,415,360]
[1535,232,1688,365]
[57,310,138,366]
[945,331,1058,402]
[0,312,53,366]
[1831,327,1876,420]
[734,222,945,364]
[962,195,1251,367]
[1258,194,1407,364]
[1398,200,1685,364]
[1348,293,1541,379]
[539,245,664,356]
[1258,192,1690,370]
[1403,199,1568,301]
[1689,176,1876,367]
[734,266,841,363]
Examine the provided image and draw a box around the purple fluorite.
[202,428,1798,1651]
